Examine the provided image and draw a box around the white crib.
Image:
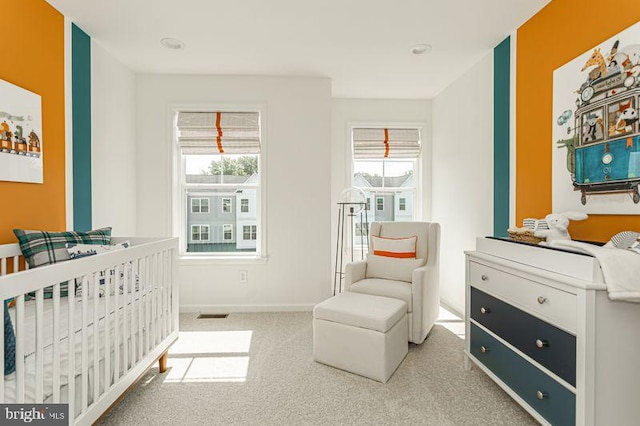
[0,237,179,425]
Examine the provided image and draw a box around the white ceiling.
[46,0,549,99]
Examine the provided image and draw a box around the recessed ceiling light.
[160,38,185,50]
[410,43,432,55]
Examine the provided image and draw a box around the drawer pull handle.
[480,346,489,353]
[481,274,488,281]
[536,390,547,400]
[480,307,491,314]
[536,339,549,348]
[537,296,547,304]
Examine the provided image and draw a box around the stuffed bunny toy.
[534,211,588,242]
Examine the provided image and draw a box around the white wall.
[432,52,494,315]
[135,75,332,311]
[91,41,137,235]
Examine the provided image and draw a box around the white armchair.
[344,221,440,344]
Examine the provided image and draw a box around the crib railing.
[0,237,179,425]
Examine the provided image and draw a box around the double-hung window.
[191,198,209,213]
[352,127,421,222]
[243,225,257,240]
[191,225,210,242]
[176,110,263,256]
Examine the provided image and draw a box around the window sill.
[178,255,268,266]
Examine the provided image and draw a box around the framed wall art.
[0,79,43,184]
[553,21,640,214]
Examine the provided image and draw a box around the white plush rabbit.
[534,211,589,242]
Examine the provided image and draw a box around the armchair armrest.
[411,262,440,343]
[344,260,367,291]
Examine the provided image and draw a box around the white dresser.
[464,237,640,426]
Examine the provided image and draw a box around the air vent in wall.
[197,313,229,319]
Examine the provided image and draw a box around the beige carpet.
[97,312,538,425]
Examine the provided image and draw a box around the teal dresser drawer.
[471,287,576,386]
[471,323,576,426]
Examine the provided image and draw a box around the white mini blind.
[177,111,260,154]
[352,128,421,159]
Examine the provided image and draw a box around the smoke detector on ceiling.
[160,38,185,50]
[410,44,432,55]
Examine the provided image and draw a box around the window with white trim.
[223,224,233,240]
[191,225,210,242]
[176,110,262,255]
[191,198,209,213]
[352,127,421,222]
[222,198,232,213]
[243,225,257,240]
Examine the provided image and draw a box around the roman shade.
[177,111,260,154]
[352,128,421,159]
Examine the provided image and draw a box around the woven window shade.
[177,111,260,154]
[352,128,421,159]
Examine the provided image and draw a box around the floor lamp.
[334,188,369,295]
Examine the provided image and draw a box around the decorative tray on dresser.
[464,237,640,426]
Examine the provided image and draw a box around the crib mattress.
[3,292,157,404]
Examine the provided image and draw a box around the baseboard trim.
[439,299,464,320]
[180,304,316,313]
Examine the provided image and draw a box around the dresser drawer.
[469,261,577,333]
[470,323,576,426]
[471,287,576,387]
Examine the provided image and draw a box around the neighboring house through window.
[176,110,263,255]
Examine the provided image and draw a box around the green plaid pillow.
[12,227,112,297]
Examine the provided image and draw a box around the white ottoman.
[313,292,408,383]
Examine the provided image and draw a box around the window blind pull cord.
[216,111,224,153]
[384,128,390,158]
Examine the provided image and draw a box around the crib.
[0,236,179,425]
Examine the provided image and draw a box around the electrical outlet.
[239,270,248,283]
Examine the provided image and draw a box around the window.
[580,108,604,144]
[191,225,210,242]
[243,225,257,240]
[191,198,209,213]
[223,224,233,240]
[222,198,232,213]
[352,126,421,222]
[176,110,263,256]
[355,222,369,237]
[607,97,636,138]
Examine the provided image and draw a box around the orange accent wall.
[517,1,640,242]
[0,0,65,244]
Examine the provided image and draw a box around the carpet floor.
[97,312,538,425]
